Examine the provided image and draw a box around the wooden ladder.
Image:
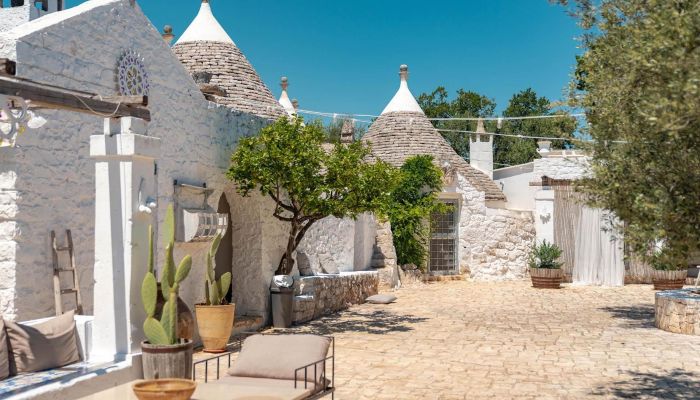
[51,230,83,316]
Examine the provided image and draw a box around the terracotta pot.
[195,304,235,353]
[530,268,563,289]
[651,269,687,290]
[156,284,195,340]
[141,340,193,380]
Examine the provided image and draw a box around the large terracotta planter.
[530,268,563,289]
[195,304,235,353]
[141,340,193,380]
[651,269,687,290]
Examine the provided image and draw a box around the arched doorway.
[216,194,233,303]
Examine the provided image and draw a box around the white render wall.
[493,162,536,211]
[0,0,356,322]
[450,174,535,280]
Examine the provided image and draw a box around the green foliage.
[387,155,445,269]
[228,117,398,275]
[557,0,700,265]
[497,89,576,167]
[203,233,232,305]
[322,118,368,142]
[140,204,192,345]
[418,87,496,159]
[528,240,564,269]
[418,87,577,167]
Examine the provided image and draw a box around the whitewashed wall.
[0,0,354,322]
[493,162,536,211]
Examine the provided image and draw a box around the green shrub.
[528,240,563,269]
[388,155,445,270]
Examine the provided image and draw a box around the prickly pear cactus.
[204,233,232,305]
[140,204,192,346]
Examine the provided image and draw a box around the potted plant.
[194,233,234,353]
[528,240,564,289]
[140,204,194,380]
[650,247,687,290]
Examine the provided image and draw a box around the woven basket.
[651,269,687,290]
[529,267,563,289]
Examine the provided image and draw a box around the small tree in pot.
[141,204,194,379]
[227,117,397,325]
[195,233,234,353]
[528,240,564,289]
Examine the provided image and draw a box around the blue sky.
[66,0,581,117]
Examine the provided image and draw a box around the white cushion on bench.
[218,376,315,396]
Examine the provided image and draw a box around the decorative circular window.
[117,49,150,96]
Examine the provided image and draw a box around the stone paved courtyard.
[287,280,700,399]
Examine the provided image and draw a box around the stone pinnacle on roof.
[381,64,424,115]
[172,0,286,119]
[279,77,296,116]
[176,0,234,45]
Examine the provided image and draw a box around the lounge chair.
[193,332,335,399]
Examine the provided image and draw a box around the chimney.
[469,118,493,178]
[291,99,299,111]
[162,25,174,45]
[341,120,354,143]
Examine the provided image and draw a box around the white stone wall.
[0,0,333,322]
[0,5,30,33]
[453,174,535,280]
[533,154,590,181]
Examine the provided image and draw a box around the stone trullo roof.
[363,65,506,201]
[172,0,286,120]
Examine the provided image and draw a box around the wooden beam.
[0,59,17,76]
[0,77,150,121]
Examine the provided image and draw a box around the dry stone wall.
[292,272,379,324]
[454,174,535,280]
[655,289,700,335]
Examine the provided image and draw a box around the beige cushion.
[0,318,9,380]
[218,376,316,396]
[6,311,80,374]
[228,334,331,384]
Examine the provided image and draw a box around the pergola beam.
[0,69,150,121]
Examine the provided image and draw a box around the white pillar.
[534,189,555,244]
[89,118,160,361]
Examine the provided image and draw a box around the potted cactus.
[528,240,564,289]
[195,233,235,353]
[141,204,194,380]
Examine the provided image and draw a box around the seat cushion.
[218,376,315,396]
[228,334,331,384]
[366,294,397,304]
[5,311,80,374]
[0,318,9,380]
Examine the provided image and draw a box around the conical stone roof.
[363,65,505,201]
[173,1,286,120]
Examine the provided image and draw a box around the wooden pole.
[0,76,151,121]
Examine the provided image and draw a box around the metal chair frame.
[192,332,335,399]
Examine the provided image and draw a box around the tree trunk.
[276,224,298,275]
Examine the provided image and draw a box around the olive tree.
[555,0,700,265]
[227,117,397,275]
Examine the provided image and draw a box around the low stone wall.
[655,289,700,335]
[292,272,379,324]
